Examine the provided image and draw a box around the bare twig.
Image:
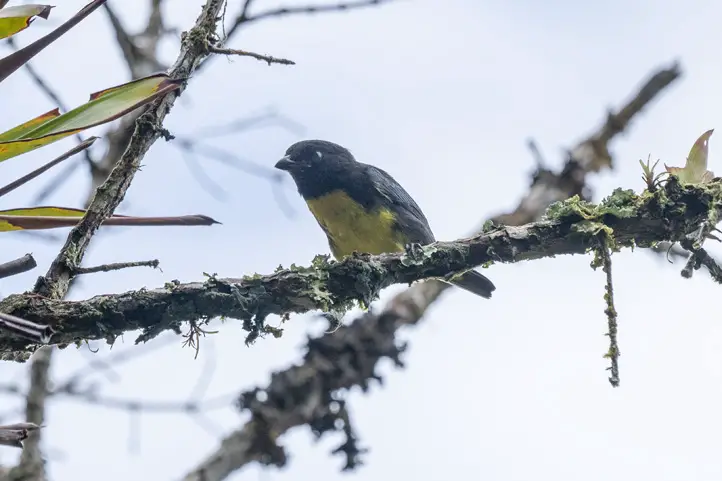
[189,109,305,138]
[207,45,295,65]
[526,138,547,168]
[30,157,86,205]
[174,136,280,178]
[228,0,397,37]
[595,235,620,387]
[0,254,37,280]
[73,259,160,275]
[691,249,722,283]
[0,313,54,345]
[195,0,396,75]
[0,423,40,448]
[102,2,166,78]
[681,220,715,278]
[0,138,98,199]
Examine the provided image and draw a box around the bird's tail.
[449,270,496,299]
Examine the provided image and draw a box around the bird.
[274,139,496,299]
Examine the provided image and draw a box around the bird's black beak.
[275,155,294,171]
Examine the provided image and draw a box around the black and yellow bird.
[275,139,496,299]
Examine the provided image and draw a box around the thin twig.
[0,423,40,448]
[0,138,98,199]
[30,157,86,205]
[207,45,295,65]
[73,259,160,275]
[526,138,547,168]
[0,313,55,345]
[189,109,304,138]
[229,0,396,35]
[681,220,714,278]
[174,136,279,178]
[238,0,256,20]
[596,235,620,388]
[0,254,37,280]
[693,249,722,283]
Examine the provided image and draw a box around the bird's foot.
[403,242,425,261]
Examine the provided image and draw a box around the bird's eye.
[316,151,323,159]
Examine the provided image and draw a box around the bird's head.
[275,139,357,196]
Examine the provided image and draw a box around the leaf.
[0,207,220,231]
[0,4,52,40]
[0,0,106,84]
[0,108,59,142]
[0,74,182,162]
[665,129,715,184]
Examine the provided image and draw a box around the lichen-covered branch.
[1,177,719,357]
[594,234,620,387]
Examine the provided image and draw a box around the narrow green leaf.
[0,74,182,162]
[0,108,59,142]
[0,4,53,40]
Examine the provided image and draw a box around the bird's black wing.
[364,164,436,244]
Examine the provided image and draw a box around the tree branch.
[180,179,720,480]
[0,177,719,356]
[0,255,37,280]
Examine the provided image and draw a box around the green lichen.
[241,272,263,281]
[400,243,438,266]
[481,219,499,233]
[311,254,332,269]
[571,220,613,237]
[545,195,598,221]
[598,188,638,218]
[708,206,719,226]
[306,276,334,309]
[546,188,642,224]
[263,325,284,338]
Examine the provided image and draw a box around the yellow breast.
[306,190,405,259]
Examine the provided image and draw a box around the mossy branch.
[594,233,620,387]
[1,176,721,357]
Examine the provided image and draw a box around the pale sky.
[2,0,722,480]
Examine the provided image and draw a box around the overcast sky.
[2,0,722,480]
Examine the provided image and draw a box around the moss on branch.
[0,176,720,357]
